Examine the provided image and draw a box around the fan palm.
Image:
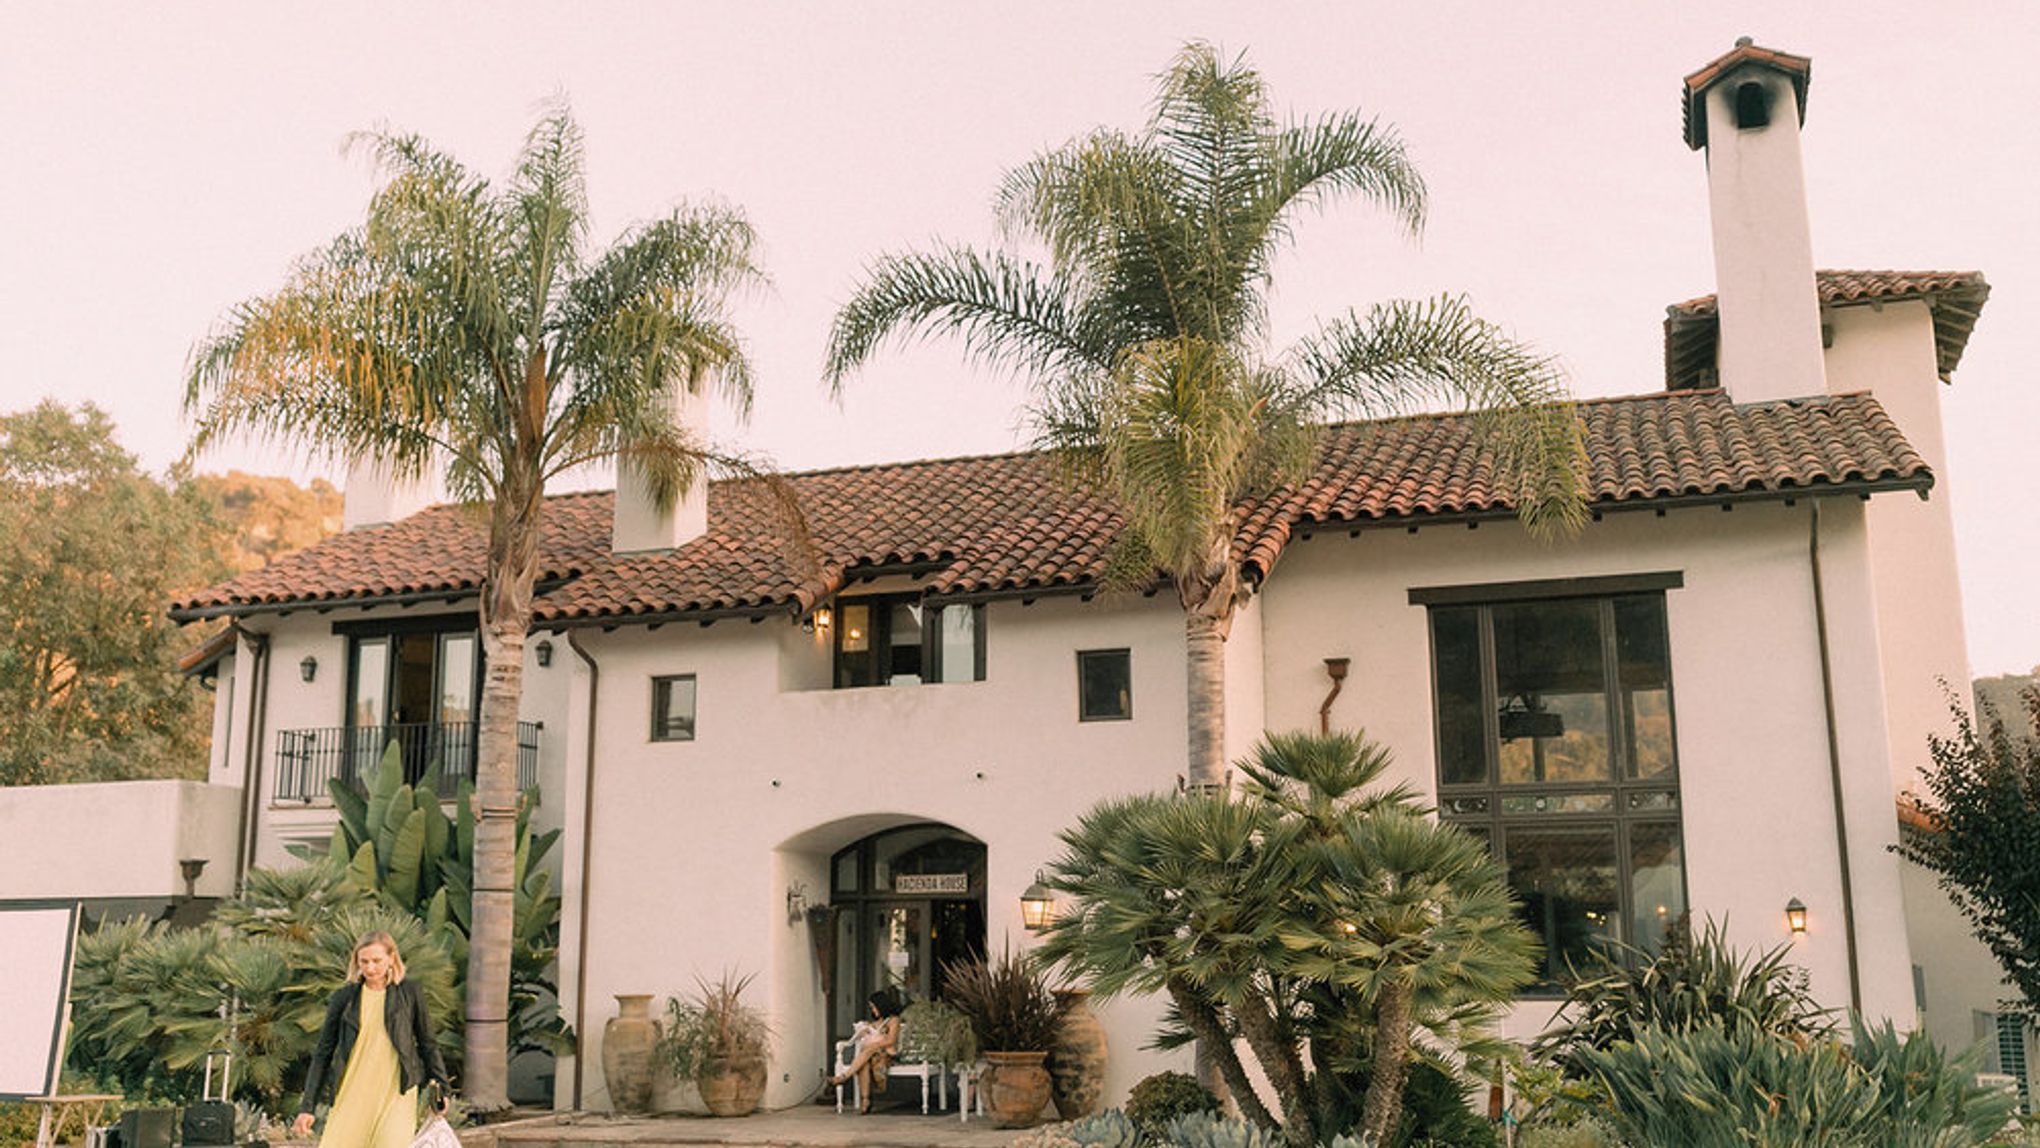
[184,102,765,1109]
[827,43,1587,791]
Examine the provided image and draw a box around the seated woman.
[830,989,903,1113]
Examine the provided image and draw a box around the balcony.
[273,722,541,803]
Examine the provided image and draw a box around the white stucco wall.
[562,592,1195,1113]
[1257,498,1917,1028]
[0,780,240,900]
[1901,854,2018,1066]
[1823,301,1973,793]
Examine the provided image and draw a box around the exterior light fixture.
[1020,871,1056,932]
[815,606,834,632]
[534,639,554,668]
[1785,897,1808,935]
[299,655,318,683]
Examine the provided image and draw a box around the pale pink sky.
[1,3,2034,674]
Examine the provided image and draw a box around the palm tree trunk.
[465,480,544,1112]
[1166,980,1277,1130]
[1357,979,1415,1146]
[1183,599,1224,795]
[1231,994,1315,1146]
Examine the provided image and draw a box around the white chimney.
[611,382,710,553]
[342,456,441,530]
[1686,39,1827,403]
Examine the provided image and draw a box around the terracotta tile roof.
[1235,389,1928,579]
[172,389,1931,627]
[1665,269,1990,389]
[1683,39,1812,150]
[170,491,618,618]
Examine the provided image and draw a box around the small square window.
[1077,649,1132,722]
[651,674,697,742]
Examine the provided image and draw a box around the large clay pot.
[601,994,658,1114]
[696,1054,767,1117]
[983,1050,1052,1128]
[1049,988,1109,1120]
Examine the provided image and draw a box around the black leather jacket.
[298,980,451,1114]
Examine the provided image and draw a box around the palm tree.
[826,43,1587,792]
[1039,731,1537,1146]
[184,104,764,1110]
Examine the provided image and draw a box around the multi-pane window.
[651,674,697,741]
[1077,649,1132,721]
[833,596,985,688]
[1419,578,1686,990]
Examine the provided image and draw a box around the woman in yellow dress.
[292,932,451,1147]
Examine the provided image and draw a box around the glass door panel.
[867,904,926,1003]
[347,638,390,785]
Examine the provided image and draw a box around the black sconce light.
[1785,897,1808,935]
[535,639,554,668]
[1021,871,1056,932]
[299,655,318,683]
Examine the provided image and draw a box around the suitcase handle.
[202,1049,232,1103]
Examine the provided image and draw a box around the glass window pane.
[888,602,924,684]
[936,605,979,684]
[1628,822,1686,955]
[832,848,859,893]
[836,603,876,688]
[1505,825,1619,984]
[1078,649,1132,721]
[438,634,475,725]
[1616,596,1677,780]
[652,675,696,741]
[1432,607,1487,785]
[1494,600,1612,784]
[350,640,387,729]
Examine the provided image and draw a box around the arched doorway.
[826,824,987,1049]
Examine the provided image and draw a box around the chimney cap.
[1683,39,1812,151]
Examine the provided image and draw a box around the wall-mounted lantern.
[534,639,554,668]
[1021,871,1056,932]
[1785,897,1808,935]
[299,655,318,683]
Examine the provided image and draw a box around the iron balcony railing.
[273,721,541,803]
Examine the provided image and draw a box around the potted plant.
[942,946,1060,1127]
[898,998,976,1067]
[656,971,772,1117]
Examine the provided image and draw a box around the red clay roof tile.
[171,389,1930,625]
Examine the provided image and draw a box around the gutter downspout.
[1809,500,1864,1013]
[233,627,272,895]
[1319,658,1351,736]
[565,631,601,1110]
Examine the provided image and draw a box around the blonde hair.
[346,931,407,985]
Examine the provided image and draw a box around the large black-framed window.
[338,615,482,785]
[833,596,986,688]
[1077,649,1132,721]
[1418,577,1687,991]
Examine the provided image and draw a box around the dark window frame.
[831,594,987,689]
[1076,648,1133,722]
[1423,584,1688,994]
[650,673,698,742]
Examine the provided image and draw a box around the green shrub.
[1514,1116,1620,1148]
[1848,1017,2017,1147]
[1390,1062,1498,1148]
[1534,916,1831,1079]
[1124,1072,1219,1142]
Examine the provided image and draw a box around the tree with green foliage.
[1037,731,1537,1146]
[0,401,228,785]
[827,43,1586,793]
[1897,691,2040,1018]
[184,104,764,1109]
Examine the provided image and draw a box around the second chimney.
[611,382,710,554]
[1685,39,1827,404]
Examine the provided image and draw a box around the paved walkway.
[462,1105,1023,1148]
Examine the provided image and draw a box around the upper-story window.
[833,596,985,688]
[1415,574,1687,991]
[340,617,481,784]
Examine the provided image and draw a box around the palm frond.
[1290,294,1588,540]
[824,245,1108,388]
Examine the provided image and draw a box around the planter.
[696,1054,767,1117]
[1049,988,1108,1120]
[983,1050,1051,1128]
[602,994,659,1114]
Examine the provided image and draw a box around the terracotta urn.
[696,1054,767,1117]
[601,993,659,1114]
[1049,988,1109,1120]
[983,1050,1051,1128]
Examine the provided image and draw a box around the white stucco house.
[153,40,2028,1112]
